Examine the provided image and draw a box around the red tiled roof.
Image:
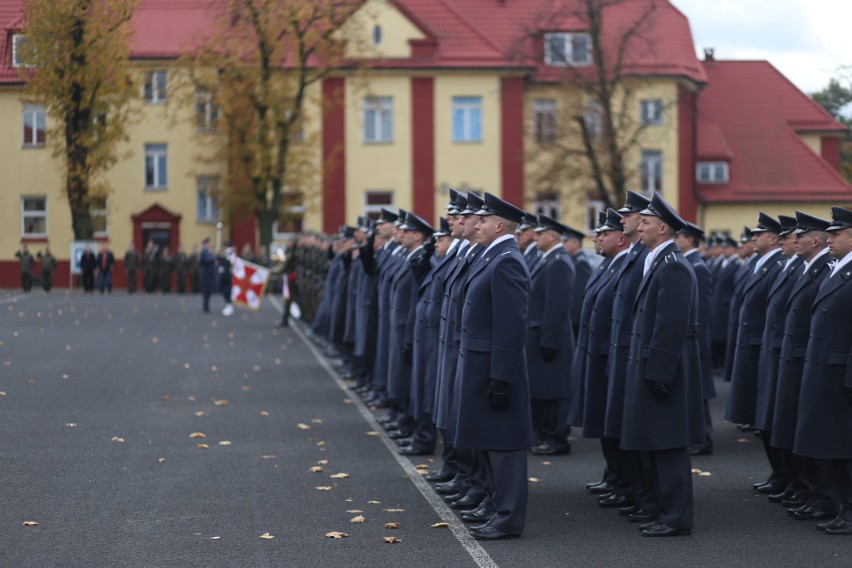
[0,0,706,83]
[696,60,851,203]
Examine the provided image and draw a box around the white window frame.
[363,96,393,143]
[452,96,483,143]
[533,192,561,219]
[21,196,47,237]
[22,103,46,147]
[640,150,663,196]
[144,143,168,190]
[196,176,220,224]
[532,99,557,144]
[195,89,220,131]
[272,192,306,238]
[640,99,664,126]
[696,161,730,184]
[12,34,31,68]
[585,199,605,233]
[585,101,603,140]
[143,70,168,104]
[544,32,592,67]
[364,190,395,219]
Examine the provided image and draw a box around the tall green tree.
[183,0,364,247]
[812,76,852,181]
[20,0,139,240]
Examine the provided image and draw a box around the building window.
[640,99,663,126]
[640,150,663,196]
[12,34,31,68]
[533,192,561,219]
[143,70,167,104]
[22,104,46,146]
[585,199,605,233]
[452,97,482,142]
[363,97,393,143]
[532,99,557,144]
[373,25,382,45]
[195,89,220,131]
[544,32,592,66]
[696,161,729,184]
[144,143,168,189]
[274,192,305,235]
[196,176,220,223]
[584,101,603,141]
[91,197,108,236]
[22,196,47,236]
[364,190,394,220]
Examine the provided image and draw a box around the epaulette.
[664,252,678,263]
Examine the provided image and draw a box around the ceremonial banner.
[231,256,270,310]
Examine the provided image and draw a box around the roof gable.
[341,0,428,60]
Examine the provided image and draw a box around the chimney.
[703,48,715,61]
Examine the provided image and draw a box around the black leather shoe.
[375,414,394,424]
[371,397,390,408]
[768,490,794,503]
[619,504,641,517]
[817,517,844,531]
[435,481,461,495]
[628,509,657,523]
[388,429,413,440]
[398,446,434,456]
[825,519,852,535]
[595,492,614,500]
[382,421,401,431]
[461,507,494,524]
[425,470,456,483]
[787,503,810,516]
[586,480,607,489]
[599,494,633,508]
[450,495,483,510]
[589,483,614,495]
[469,525,519,541]
[530,442,571,456]
[752,480,772,489]
[782,497,807,508]
[641,522,691,537]
[755,483,784,494]
[793,506,834,520]
[690,445,713,456]
[443,492,466,504]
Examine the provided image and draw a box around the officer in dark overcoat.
[526,215,575,456]
[723,228,757,383]
[675,222,717,456]
[199,238,217,312]
[620,192,704,537]
[310,238,341,338]
[516,213,540,268]
[562,225,592,338]
[448,192,533,540]
[792,206,852,533]
[710,234,739,369]
[770,212,832,511]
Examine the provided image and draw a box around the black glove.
[422,238,435,260]
[647,380,671,399]
[486,379,511,412]
[402,344,413,365]
[844,387,852,404]
[365,230,375,250]
[540,346,557,362]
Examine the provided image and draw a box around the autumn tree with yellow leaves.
[20,0,139,240]
[183,0,366,247]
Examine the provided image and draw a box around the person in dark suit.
[753,215,805,499]
[562,226,591,338]
[726,213,786,491]
[38,247,56,292]
[710,234,739,369]
[199,237,216,312]
[675,222,717,456]
[124,242,139,293]
[526,215,575,456]
[15,244,36,292]
[96,243,116,294]
[79,244,97,293]
[449,192,533,540]
[516,213,540,269]
[723,228,757,383]
[577,209,631,492]
[621,191,704,537]
[793,206,852,533]
[770,211,833,513]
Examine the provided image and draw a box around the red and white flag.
[231,256,270,311]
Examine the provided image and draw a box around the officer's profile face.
[435,235,453,257]
[638,215,666,248]
[450,215,464,239]
[780,233,797,257]
[475,215,500,246]
[461,215,478,240]
[827,227,852,259]
[592,233,604,255]
[674,233,693,253]
[535,229,559,251]
[752,231,777,255]
[621,212,641,237]
[600,229,623,257]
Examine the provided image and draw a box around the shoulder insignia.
[500,250,512,257]
[664,252,678,263]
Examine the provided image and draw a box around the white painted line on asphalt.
[268,296,499,568]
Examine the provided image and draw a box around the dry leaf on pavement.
[213,399,228,406]
[197,444,210,449]
[350,515,365,523]
[325,532,349,539]
[315,486,332,491]
[528,477,540,483]
[258,532,274,539]
[195,411,205,417]
[22,521,39,526]
[329,473,350,479]
[218,441,232,446]
[297,423,311,430]
[384,522,400,529]
[208,536,221,540]
[111,437,125,443]
[384,536,401,544]
[260,411,270,417]
[189,432,207,438]
[431,522,449,528]
[317,460,328,465]
[309,466,324,473]
[383,508,404,512]
[346,510,363,514]
[65,423,77,428]
[699,471,712,477]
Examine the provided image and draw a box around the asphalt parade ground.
[0,290,848,567]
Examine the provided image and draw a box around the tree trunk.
[257,209,275,249]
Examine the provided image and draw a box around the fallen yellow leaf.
[383,508,404,513]
[385,522,401,529]
[309,466,324,473]
[0,391,6,396]
[297,423,311,430]
[161,395,170,401]
[260,411,270,417]
[317,441,327,447]
[542,461,552,466]
[197,443,210,449]
[311,419,323,424]
[65,423,77,428]
[158,458,166,464]
[260,455,276,459]
[342,399,353,404]
[415,464,430,469]
[528,477,540,483]
[22,521,39,526]
[184,363,191,369]
[258,532,274,540]
[350,515,365,523]
[431,522,449,528]
[737,438,750,443]
[111,436,125,443]
[329,473,350,479]
[208,536,221,540]
[218,441,232,446]
[315,486,332,491]
[195,411,205,417]
[189,432,207,438]
[213,399,228,406]
[691,468,703,474]
[699,471,712,477]
[384,536,401,544]
[346,510,363,514]
[325,532,349,539]
[317,460,328,465]
[365,431,379,436]
[367,500,380,504]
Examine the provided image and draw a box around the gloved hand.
[647,380,671,399]
[422,237,436,260]
[486,379,511,412]
[540,346,557,362]
[402,344,413,365]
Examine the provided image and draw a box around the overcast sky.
[671,0,850,95]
